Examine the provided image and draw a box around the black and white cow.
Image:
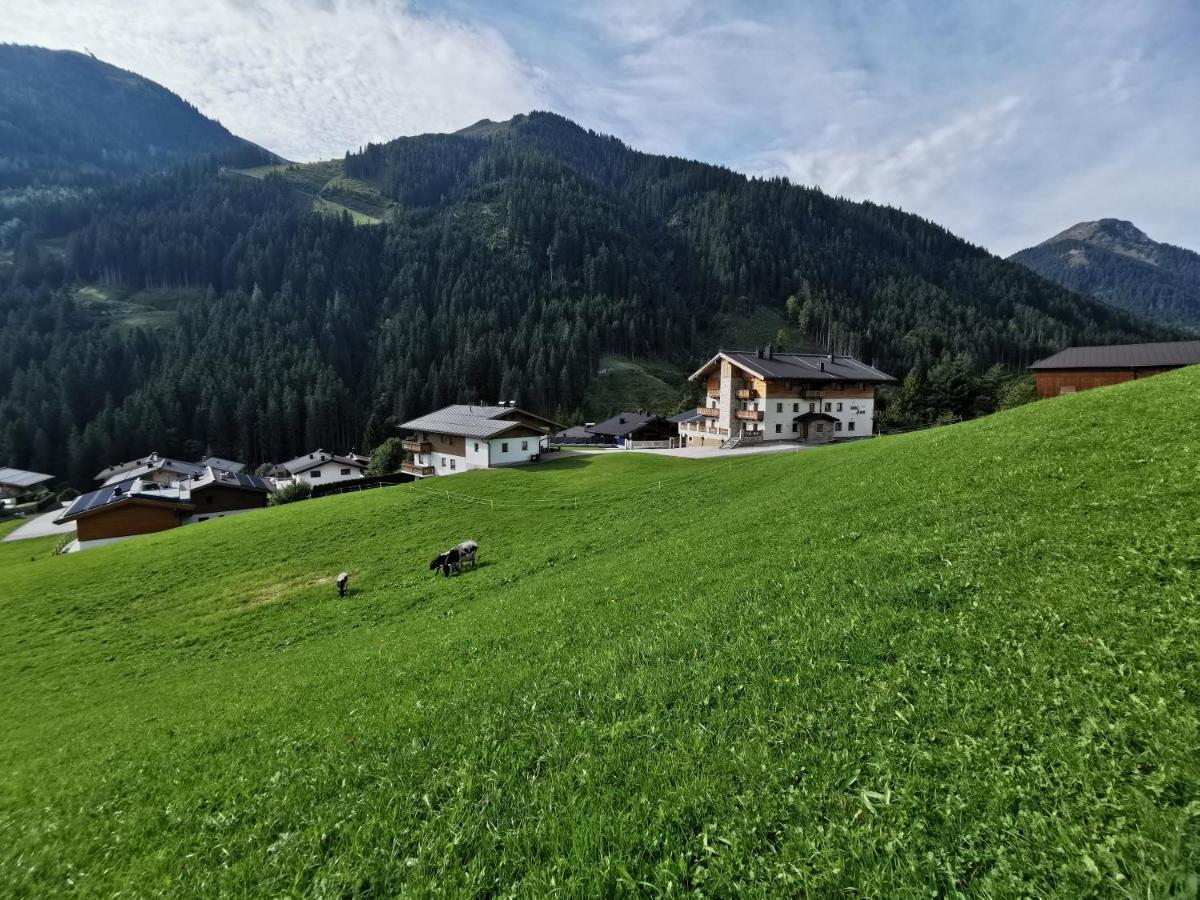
[429,540,479,577]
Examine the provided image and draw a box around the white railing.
[627,440,672,449]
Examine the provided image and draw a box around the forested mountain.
[0,44,270,192]
[0,99,1165,485]
[1010,219,1200,329]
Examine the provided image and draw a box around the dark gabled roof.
[400,404,564,439]
[586,412,673,438]
[794,411,839,423]
[691,350,895,384]
[56,478,193,524]
[667,408,703,424]
[1029,340,1200,371]
[0,466,53,489]
[553,425,596,439]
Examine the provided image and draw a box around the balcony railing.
[734,388,755,400]
[734,409,764,422]
[401,463,436,477]
[401,439,432,454]
[698,407,720,417]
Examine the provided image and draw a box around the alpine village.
[1,25,1198,898]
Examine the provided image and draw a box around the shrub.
[267,480,312,506]
[366,437,406,476]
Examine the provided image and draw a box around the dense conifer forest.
[0,91,1163,484]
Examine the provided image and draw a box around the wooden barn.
[1029,340,1200,398]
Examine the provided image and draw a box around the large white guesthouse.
[682,348,895,448]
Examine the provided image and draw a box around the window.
[816,423,825,432]
[836,421,843,431]
[340,468,351,476]
[848,421,855,431]
[440,458,446,467]
[310,470,321,478]
[501,442,509,452]
[836,402,843,412]
[775,423,782,433]
[776,402,783,413]
[793,402,799,413]
[474,442,479,452]
[824,402,832,412]
[809,402,816,413]
[521,440,528,451]
[450,459,456,470]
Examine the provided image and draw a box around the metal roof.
[0,466,53,488]
[198,456,246,473]
[691,351,895,384]
[56,478,193,523]
[278,450,368,475]
[667,408,703,424]
[1029,340,1200,371]
[191,467,271,493]
[586,412,673,438]
[401,405,563,439]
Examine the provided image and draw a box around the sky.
[5,0,1198,255]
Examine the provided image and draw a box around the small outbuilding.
[0,466,53,501]
[586,413,677,449]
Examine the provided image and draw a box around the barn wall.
[1034,367,1176,399]
[75,503,182,542]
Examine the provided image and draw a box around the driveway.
[561,442,810,460]
[2,504,73,542]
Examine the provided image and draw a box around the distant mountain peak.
[1012,218,1200,328]
[1044,218,1152,248]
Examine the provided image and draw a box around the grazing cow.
[337,571,349,598]
[429,540,480,577]
[429,552,450,575]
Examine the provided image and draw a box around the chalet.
[685,348,895,448]
[54,468,271,552]
[95,452,245,487]
[586,412,677,449]
[1028,340,1200,398]
[0,466,53,501]
[271,450,369,487]
[399,404,563,477]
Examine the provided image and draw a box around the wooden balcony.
[734,388,755,400]
[401,439,432,454]
[698,407,720,417]
[734,409,764,422]
[401,463,436,477]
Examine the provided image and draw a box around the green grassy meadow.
[2,370,1198,895]
[235,161,393,224]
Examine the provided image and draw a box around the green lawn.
[2,370,1198,895]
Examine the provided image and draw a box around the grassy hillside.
[235,160,394,224]
[581,355,692,418]
[2,371,1199,894]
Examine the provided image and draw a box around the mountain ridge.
[1011,218,1200,329]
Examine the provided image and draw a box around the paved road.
[2,504,73,542]
[562,442,809,460]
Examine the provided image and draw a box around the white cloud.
[4,0,1198,253]
[3,0,544,161]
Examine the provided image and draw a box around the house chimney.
[765,343,773,360]
[756,347,763,359]
[820,362,825,372]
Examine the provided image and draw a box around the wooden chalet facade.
[684,348,895,448]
